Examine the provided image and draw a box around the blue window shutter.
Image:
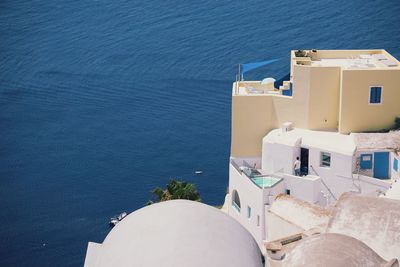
[370,87,376,103]
[376,87,381,103]
[360,154,373,169]
[394,158,398,172]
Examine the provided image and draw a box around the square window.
[321,152,331,167]
[362,155,371,161]
[360,154,373,169]
[247,206,251,219]
[369,86,382,104]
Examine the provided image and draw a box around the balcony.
[233,80,292,96]
[230,157,283,190]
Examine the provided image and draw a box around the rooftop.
[351,130,400,151]
[281,233,395,267]
[327,193,400,261]
[84,200,263,267]
[269,194,331,231]
[266,193,400,266]
[292,49,400,70]
[263,128,356,155]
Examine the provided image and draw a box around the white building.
[226,127,400,254]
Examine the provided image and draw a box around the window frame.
[231,190,241,213]
[320,152,331,168]
[247,206,251,219]
[360,154,373,169]
[369,86,383,105]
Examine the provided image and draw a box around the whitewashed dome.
[283,233,398,267]
[85,200,263,267]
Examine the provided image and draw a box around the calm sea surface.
[0,0,399,266]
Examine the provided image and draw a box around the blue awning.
[240,59,280,75]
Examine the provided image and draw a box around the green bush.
[394,117,400,130]
[147,179,201,205]
[294,50,307,57]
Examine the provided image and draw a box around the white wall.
[228,164,265,250]
[357,174,392,194]
[283,174,321,204]
[307,147,354,201]
[262,179,286,205]
[262,140,300,175]
[308,147,391,201]
[264,208,303,242]
[390,152,399,180]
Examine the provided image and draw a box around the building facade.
[231,49,400,157]
[226,49,400,254]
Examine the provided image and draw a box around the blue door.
[374,152,389,179]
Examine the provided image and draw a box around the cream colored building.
[232,49,400,157]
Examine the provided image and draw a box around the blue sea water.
[0,0,399,266]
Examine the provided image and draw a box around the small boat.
[109,212,128,226]
[195,170,203,175]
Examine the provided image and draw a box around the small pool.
[252,176,281,188]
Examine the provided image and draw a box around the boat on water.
[195,170,203,175]
[109,212,127,226]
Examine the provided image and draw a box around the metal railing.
[230,159,242,174]
[230,159,283,189]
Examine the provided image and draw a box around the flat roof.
[269,194,331,231]
[351,131,400,150]
[310,55,396,69]
[292,49,400,70]
[263,128,355,155]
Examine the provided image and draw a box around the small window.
[394,158,398,172]
[369,86,382,104]
[247,206,251,219]
[320,152,331,167]
[362,155,371,161]
[360,154,373,169]
[257,215,260,226]
[232,190,241,213]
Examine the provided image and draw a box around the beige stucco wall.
[273,65,310,128]
[231,50,400,157]
[231,95,276,157]
[307,66,341,130]
[339,69,400,133]
[231,66,312,157]
[231,65,341,157]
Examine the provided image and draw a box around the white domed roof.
[85,200,263,267]
[283,233,396,267]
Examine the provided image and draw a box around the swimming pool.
[252,176,282,188]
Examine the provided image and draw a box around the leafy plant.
[294,50,307,57]
[394,117,400,130]
[147,179,201,205]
